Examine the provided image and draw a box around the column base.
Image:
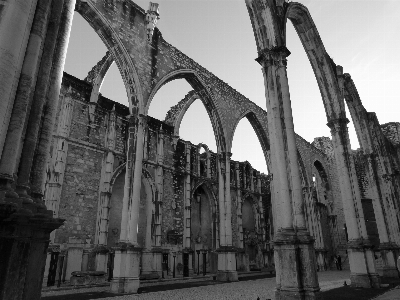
[274,228,321,300]
[94,250,109,272]
[216,247,238,282]
[216,270,238,282]
[350,273,380,288]
[109,244,141,294]
[379,244,399,278]
[110,277,139,294]
[382,266,398,278]
[140,249,162,280]
[347,239,380,288]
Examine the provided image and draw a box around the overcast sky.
[64,0,400,174]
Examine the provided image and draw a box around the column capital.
[255,46,291,67]
[326,117,350,129]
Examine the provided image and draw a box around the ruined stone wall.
[297,135,347,254]
[49,73,344,259]
[50,73,129,244]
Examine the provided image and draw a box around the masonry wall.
[47,73,347,272]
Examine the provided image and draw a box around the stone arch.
[196,143,211,178]
[75,1,144,115]
[101,162,157,247]
[84,51,114,104]
[191,182,219,273]
[230,110,271,172]
[297,149,310,188]
[164,90,199,137]
[147,69,227,152]
[342,74,373,153]
[313,160,329,191]
[191,180,218,211]
[283,2,345,123]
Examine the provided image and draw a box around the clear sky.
[64,0,400,174]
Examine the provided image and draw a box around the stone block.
[70,271,106,286]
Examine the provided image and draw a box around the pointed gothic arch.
[148,69,227,153]
[75,1,144,115]
[230,110,271,172]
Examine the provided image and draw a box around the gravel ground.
[41,270,352,300]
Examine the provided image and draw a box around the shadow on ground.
[320,277,400,300]
[41,274,399,300]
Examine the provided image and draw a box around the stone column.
[111,114,145,293]
[365,155,398,277]
[183,142,191,250]
[235,162,243,248]
[331,69,379,287]
[257,47,320,300]
[65,238,84,281]
[15,0,67,200]
[94,106,117,271]
[328,117,379,287]
[183,142,193,274]
[343,74,400,253]
[216,152,238,281]
[257,173,266,249]
[44,90,74,241]
[0,0,52,183]
[29,0,76,202]
[141,125,163,279]
[0,0,38,159]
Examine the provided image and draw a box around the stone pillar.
[365,155,398,277]
[0,201,63,300]
[110,244,141,293]
[111,114,145,293]
[14,0,65,199]
[216,152,238,282]
[65,238,84,281]
[94,106,117,269]
[235,162,243,248]
[328,117,379,287]
[328,69,380,287]
[44,90,74,241]
[0,0,38,158]
[183,142,191,250]
[29,0,76,202]
[0,0,52,181]
[256,47,320,299]
[257,173,266,249]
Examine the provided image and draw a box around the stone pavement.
[41,271,400,300]
[372,287,400,300]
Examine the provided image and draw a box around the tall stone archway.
[245,0,380,294]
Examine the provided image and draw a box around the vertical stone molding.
[15,0,65,197]
[29,0,76,200]
[216,151,238,282]
[235,162,244,248]
[0,0,38,159]
[44,91,74,227]
[95,106,117,246]
[0,0,52,180]
[183,142,191,250]
[112,114,146,293]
